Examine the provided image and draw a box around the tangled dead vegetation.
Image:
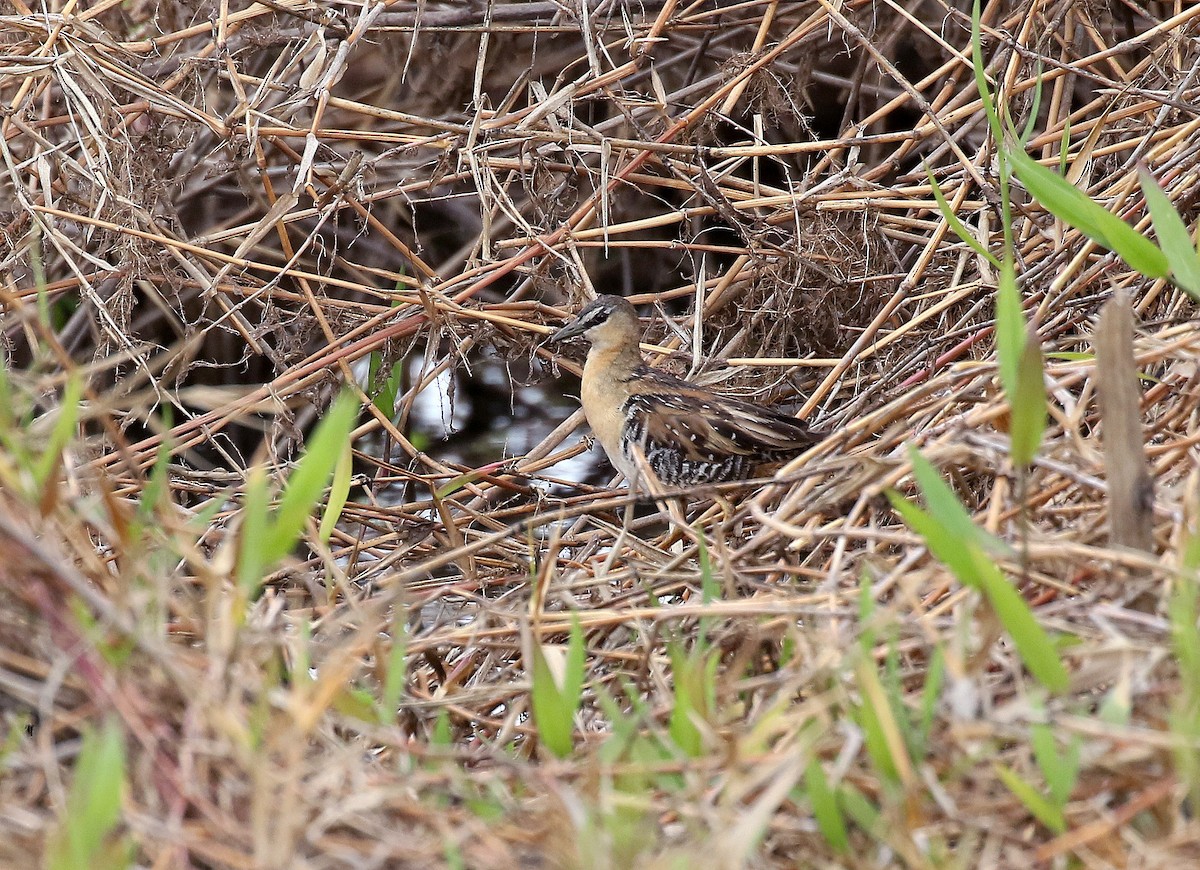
[3,1,1200,867]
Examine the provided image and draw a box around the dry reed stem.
[2,0,1200,866]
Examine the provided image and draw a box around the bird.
[549,295,819,490]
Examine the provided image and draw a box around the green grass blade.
[905,446,1012,559]
[855,657,907,785]
[891,452,1068,692]
[995,764,1066,833]
[267,390,360,563]
[927,166,999,267]
[370,354,404,419]
[530,643,575,758]
[34,371,83,490]
[435,459,507,500]
[432,709,452,747]
[804,758,849,854]
[528,618,585,759]
[1058,116,1072,174]
[1170,572,1200,803]
[379,611,409,721]
[238,465,271,593]
[1019,63,1045,146]
[563,615,586,709]
[1009,330,1047,467]
[972,550,1069,691]
[0,357,13,434]
[970,0,1000,144]
[1009,148,1169,278]
[668,642,707,757]
[995,258,1023,395]
[697,531,719,605]
[837,783,881,839]
[1172,574,1200,679]
[1031,722,1080,807]
[888,492,981,589]
[1139,169,1200,297]
[318,437,353,543]
[49,718,130,870]
[917,646,945,756]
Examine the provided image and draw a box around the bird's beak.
[549,318,586,342]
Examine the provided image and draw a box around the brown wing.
[619,369,817,484]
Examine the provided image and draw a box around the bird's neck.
[585,337,642,382]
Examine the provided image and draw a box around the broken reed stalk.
[0,1,1199,866]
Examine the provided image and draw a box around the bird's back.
[617,366,816,487]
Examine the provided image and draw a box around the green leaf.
[995,258,1024,395]
[805,759,849,854]
[995,764,1066,833]
[882,638,914,757]
[369,354,404,419]
[378,612,409,721]
[1058,116,1072,174]
[888,492,982,590]
[891,450,1068,693]
[927,166,999,267]
[49,718,129,870]
[697,531,719,605]
[855,659,904,785]
[973,549,1069,691]
[917,646,945,755]
[34,371,84,490]
[238,466,271,593]
[0,357,13,433]
[1009,329,1047,467]
[837,783,881,837]
[435,460,506,500]
[529,618,585,759]
[268,391,360,563]
[904,446,1012,560]
[137,435,173,522]
[970,0,1001,144]
[1097,682,1132,727]
[432,709,452,747]
[318,437,353,543]
[563,615,586,710]
[668,640,717,758]
[1031,722,1080,807]
[1139,169,1200,297]
[1170,575,1200,690]
[332,686,379,722]
[528,646,568,756]
[1019,63,1046,146]
[530,644,574,758]
[1009,148,1169,278]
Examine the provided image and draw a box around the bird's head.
[549,295,639,348]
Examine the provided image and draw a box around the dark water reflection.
[373,346,611,499]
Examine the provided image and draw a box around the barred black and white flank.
[549,295,819,489]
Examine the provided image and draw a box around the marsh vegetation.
[2,1,1200,867]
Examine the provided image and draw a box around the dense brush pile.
[2,1,1200,866]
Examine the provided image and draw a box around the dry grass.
[2,0,1200,867]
